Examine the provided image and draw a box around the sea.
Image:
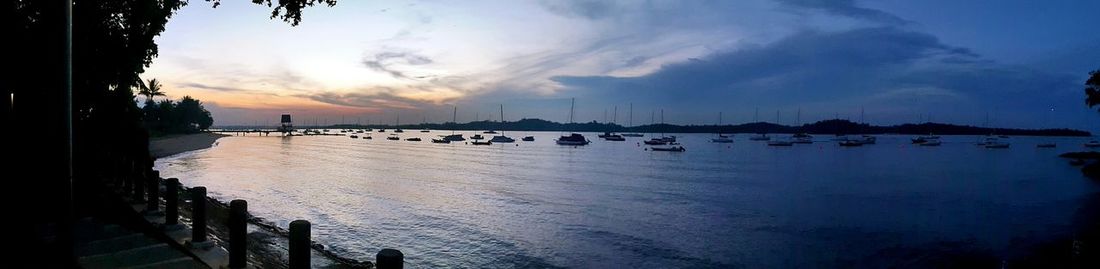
[155,131,1099,268]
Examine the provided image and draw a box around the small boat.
[420,129,430,133]
[386,134,400,140]
[749,133,771,141]
[443,134,466,142]
[405,137,422,142]
[377,129,386,133]
[985,142,1009,148]
[522,136,535,141]
[349,135,358,139]
[768,140,794,146]
[644,138,668,145]
[356,130,364,133]
[604,135,626,141]
[555,133,590,146]
[1086,141,1100,148]
[597,132,616,138]
[470,134,485,140]
[471,140,492,145]
[483,130,498,134]
[363,136,372,139]
[859,135,876,145]
[650,146,685,152]
[394,129,404,133]
[431,138,450,143]
[920,139,942,146]
[711,137,734,143]
[1037,143,1056,148]
[838,139,863,147]
[489,135,515,143]
[911,137,927,144]
[621,133,644,137]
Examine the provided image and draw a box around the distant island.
[215,118,1091,137]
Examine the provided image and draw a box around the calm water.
[155,132,1099,268]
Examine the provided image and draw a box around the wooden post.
[132,166,145,202]
[191,187,207,243]
[289,220,311,269]
[229,199,248,268]
[145,170,160,212]
[164,178,179,225]
[376,249,404,269]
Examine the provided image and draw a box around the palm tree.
[138,78,166,101]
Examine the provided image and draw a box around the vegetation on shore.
[245,118,1091,136]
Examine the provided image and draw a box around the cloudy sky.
[144,0,1100,129]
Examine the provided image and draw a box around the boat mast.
[499,104,505,136]
[452,106,457,135]
[629,103,634,128]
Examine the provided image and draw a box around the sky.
[143,0,1100,130]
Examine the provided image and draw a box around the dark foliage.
[308,118,1090,136]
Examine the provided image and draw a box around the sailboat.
[791,108,813,144]
[644,111,667,145]
[598,105,624,141]
[420,115,430,132]
[489,104,516,143]
[622,103,644,137]
[711,112,733,143]
[749,108,770,141]
[556,98,591,146]
[646,110,682,149]
[767,110,792,146]
[441,106,465,142]
[856,108,876,145]
[393,115,404,133]
[1036,108,1056,148]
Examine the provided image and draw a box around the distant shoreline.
[213,118,1092,137]
[149,132,229,158]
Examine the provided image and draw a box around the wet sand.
[149,133,229,159]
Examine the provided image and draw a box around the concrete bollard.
[191,187,208,243]
[229,199,248,268]
[376,249,404,269]
[165,178,179,225]
[146,170,160,212]
[289,220,311,269]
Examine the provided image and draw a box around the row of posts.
[124,167,404,268]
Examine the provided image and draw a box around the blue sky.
[144,0,1100,129]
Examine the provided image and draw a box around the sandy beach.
[149,132,229,158]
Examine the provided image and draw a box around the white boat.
[920,139,942,146]
[1086,140,1100,148]
[859,135,876,144]
[470,134,485,140]
[792,133,813,144]
[838,139,863,147]
[983,136,1009,148]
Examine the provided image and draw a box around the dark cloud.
[362,52,434,79]
[548,27,1084,128]
[179,82,246,92]
[776,0,909,25]
[299,88,449,111]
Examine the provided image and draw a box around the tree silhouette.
[138,78,166,101]
[1086,70,1100,109]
